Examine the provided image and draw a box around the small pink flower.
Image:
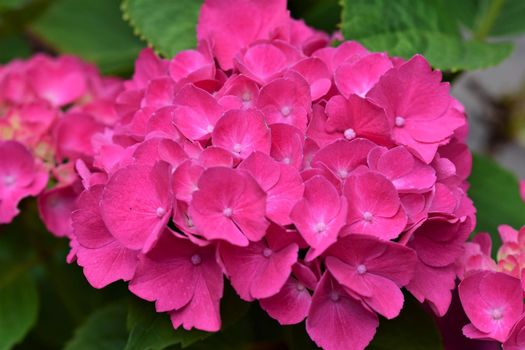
[211,109,271,159]
[220,224,299,300]
[101,162,173,251]
[129,231,223,332]
[459,271,523,342]
[189,167,269,246]
[290,175,347,259]
[306,272,379,350]
[325,234,417,319]
[343,170,407,240]
[72,185,137,288]
[0,140,48,223]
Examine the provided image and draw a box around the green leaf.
[65,302,128,350]
[490,0,525,36]
[125,299,209,350]
[288,0,341,32]
[368,294,442,350]
[468,154,525,255]
[0,264,39,350]
[122,0,202,58]
[30,0,144,75]
[340,0,513,71]
[0,34,30,62]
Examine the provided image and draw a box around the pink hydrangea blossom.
[456,223,525,348]
[0,54,123,231]
[67,0,475,349]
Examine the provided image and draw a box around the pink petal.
[334,53,392,98]
[257,74,311,131]
[189,167,268,246]
[220,239,298,300]
[212,109,271,159]
[173,84,224,141]
[260,276,311,325]
[101,162,172,251]
[197,0,289,70]
[290,176,347,256]
[306,273,378,350]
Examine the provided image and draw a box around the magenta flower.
[325,234,417,319]
[0,53,124,230]
[0,140,48,223]
[220,224,299,300]
[459,271,523,342]
[129,231,223,331]
[290,175,347,259]
[189,167,269,246]
[64,0,475,346]
[306,272,379,350]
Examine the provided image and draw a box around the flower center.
[282,157,291,164]
[363,211,373,222]
[491,308,504,320]
[343,128,356,140]
[206,124,214,133]
[156,207,166,218]
[296,283,305,291]
[330,291,340,302]
[395,116,405,127]
[315,222,326,233]
[241,91,251,102]
[233,143,242,153]
[337,169,348,179]
[223,207,233,217]
[357,264,367,275]
[262,248,273,258]
[191,254,202,265]
[281,106,291,117]
[3,175,16,186]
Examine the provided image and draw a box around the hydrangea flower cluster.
[458,224,525,349]
[0,54,123,231]
[68,1,475,349]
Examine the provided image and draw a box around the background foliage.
[1,0,525,349]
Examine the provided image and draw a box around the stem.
[474,0,505,41]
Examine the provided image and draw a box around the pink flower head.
[0,53,124,230]
[62,1,476,348]
[459,271,523,342]
[325,234,417,318]
[189,167,269,246]
[520,180,525,203]
[0,140,48,223]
